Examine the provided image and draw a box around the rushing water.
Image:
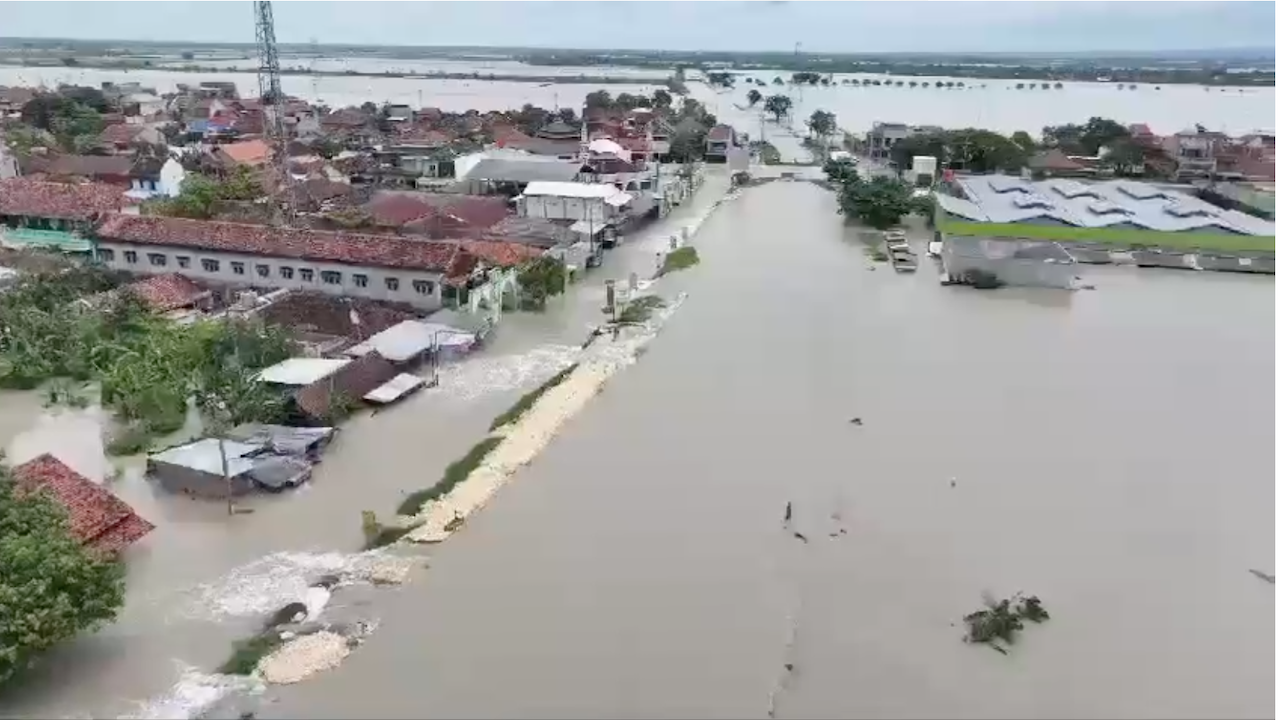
[248,178,1272,719]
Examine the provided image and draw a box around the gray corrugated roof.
[458,157,583,184]
[950,175,1276,236]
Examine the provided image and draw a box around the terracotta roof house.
[123,273,214,312]
[367,191,511,238]
[94,214,467,310]
[0,178,133,252]
[257,290,420,352]
[321,107,372,132]
[11,454,154,555]
[25,154,135,185]
[212,139,272,168]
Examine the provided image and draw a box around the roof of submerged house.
[11,454,155,555]
[0,178,132,220]
[294,351,399,420]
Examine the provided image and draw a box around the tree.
[892,129,1028,175]
[0,462,127,686]
[833,175,929,230]
[908,80,918,88]
[312,137,341,160]
[823,157,859,185]
[557,107,578,124]
[1054,82,1064,89]
[359,101,378,115]
[1010,130,1037,154]
[746,89,762,107]
[651,88,673,109]
[1102,139,1147,176]
[517,256,567,310]
[807,109,837,139]
[771,76,784,85]
[706,72,735,88]
[763,94,792,123]
[585,90,613,109]
[667,118,708,163]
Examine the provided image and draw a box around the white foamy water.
[118,665,262,720]
[434,344,583,402]
[178,551,365,620]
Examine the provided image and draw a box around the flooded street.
[256,180,1273,719]
[0,172,732,720]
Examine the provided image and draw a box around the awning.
[364,373,427,404]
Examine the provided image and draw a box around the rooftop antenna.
[254,0,295,224]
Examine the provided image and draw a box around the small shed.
[148,438,266,497]
[344,319,477,364]
[257,357,352,387]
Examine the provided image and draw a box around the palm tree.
[956,81,965,88]
[908,80,918,88]
[935,81,945,88]
[895,80,904,87]
[944,81,955,88]
[747,89,762,107]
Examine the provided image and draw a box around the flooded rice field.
[0,65,663,114]
[690,72,1274,136]
[0,173,733,720]
[1,60,1272,136]
[250,179,1270,719]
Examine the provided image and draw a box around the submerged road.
[266,180,1273,719]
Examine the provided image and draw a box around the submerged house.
[147,426,335,498]
[12,454,154,555]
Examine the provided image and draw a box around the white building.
[517,181,633,225]
[95,215,458,310]
[126,157,187,200]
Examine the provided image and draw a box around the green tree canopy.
[517,256,567,310]
[746,89,762,107]
[807,109,837,138]
[824,165,931,231]
[764,94,793,122]
[892,129,1029,175]
[0,463,127,686]
[651,88,673,108]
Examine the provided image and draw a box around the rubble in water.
[258,631,351,685]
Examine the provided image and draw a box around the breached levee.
[406,293,686,544]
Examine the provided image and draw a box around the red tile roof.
[123,273,212,312]
[321,107,372,129]
[27,154,134,179]
[0,178,133,220]
[217,139,271,166]
[459,239,544,267]
[368,192,511,232]
[101,123,144,147]
[707,124,735,142]
[12,454,154,555]
[96,214,463,273]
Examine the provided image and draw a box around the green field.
[940,220,1275,253]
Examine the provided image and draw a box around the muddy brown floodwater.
[0,172,733,720]
[261,179,1274,719]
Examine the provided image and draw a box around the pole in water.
[784,501,792,524]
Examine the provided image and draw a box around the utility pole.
[254,0,295,225]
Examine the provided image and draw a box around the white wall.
[158,158,186,197]
[95,241,446,310]
[520,195,619,224]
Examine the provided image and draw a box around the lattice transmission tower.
[253,0,295,224]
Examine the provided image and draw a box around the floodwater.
[0,65,663,114]
[690,73,1275,136]
[251,179,1272,719]
[1,60,1272,135]
[0,171,733,720]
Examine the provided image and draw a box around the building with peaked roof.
[93,214,540,310]
[11,454,154,555]
[0,178,135,252]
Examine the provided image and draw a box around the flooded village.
[0,16,1275,720]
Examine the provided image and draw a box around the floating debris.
[848,417,863,426]
[792,532,809,544]
[1249,569,1275,584]
[258,630,350,685]
[963,593,1049,654]
[783,501,792,524]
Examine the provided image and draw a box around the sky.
[1,1,1275,55]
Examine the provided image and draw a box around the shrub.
[396,436,503,516]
